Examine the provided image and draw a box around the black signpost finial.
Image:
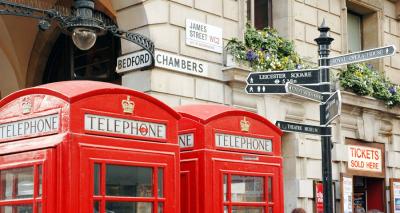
[315,19,334,64]
[315,19,334,213]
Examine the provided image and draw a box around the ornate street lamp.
[0,0,154,58]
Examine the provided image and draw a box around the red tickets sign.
[315,182,324,213]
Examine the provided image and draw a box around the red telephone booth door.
[0,149,56,213]
[215,160,282,213]
[79,141,178,213]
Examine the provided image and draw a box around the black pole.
[314,19,334,213]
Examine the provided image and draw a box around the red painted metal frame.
[78,139,179,213]
[0,149,56,213]
[0,81,181,213]
[90,160,166,213]
[176,104,284,213]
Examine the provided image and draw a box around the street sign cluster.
[245,44,395,136]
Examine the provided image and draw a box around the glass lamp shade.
[72,28,97,50]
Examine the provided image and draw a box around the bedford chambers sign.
[215,133,272,153]
[116,50,208,77]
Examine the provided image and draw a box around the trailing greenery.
[225,25,306,71]
[339,63,400,107]
[226,26,400,108]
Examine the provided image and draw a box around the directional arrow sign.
[246,84,330,94]
[247,69,321,85]
[285,82,324,102]
[321,90,341,126]
[275,120,331,136]
[246,84,286,94]
[326,45,396,68]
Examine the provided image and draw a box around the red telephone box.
[0,81,181,213]
[175,104,284,213]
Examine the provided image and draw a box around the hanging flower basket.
[225,25,307,72]
[339,63,400,107]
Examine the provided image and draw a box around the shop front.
[0,81,181,213]
[175,104,284,213]
[341,138,386,213]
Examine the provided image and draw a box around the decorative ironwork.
[107,25,155,58]
[0,0,155,63]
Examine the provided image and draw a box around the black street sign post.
[275,121,331,136]
[247,69,321,85]
[285,82,324,102]
[321,90,341,126]
[326,45,395,68]
[244,19,395,213]
[315,20,335,213]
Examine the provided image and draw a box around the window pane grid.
[223,173,271,213]
[0,164,43,213]
[94,162,165,213]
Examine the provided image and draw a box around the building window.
[346,1,379,53]
[347,12,362,52]
[247,0,272,29]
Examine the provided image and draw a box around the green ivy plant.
[225,25,306,71]
[339,63,400,107]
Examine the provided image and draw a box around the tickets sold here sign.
[347,145,382,173]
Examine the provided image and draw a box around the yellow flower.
[257,50,265,63]
[355,71,363,78]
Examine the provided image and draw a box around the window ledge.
[222,66,252,84]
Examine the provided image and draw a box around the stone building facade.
[1,0,400,212]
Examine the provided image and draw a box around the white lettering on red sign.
[179,133,194,148]
[0,114,59,140]
[215,133,272,153]
[347,145,382,172]
[84,114,166,139]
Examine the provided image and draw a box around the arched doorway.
[0,0,121,98]
[42,25,121,84]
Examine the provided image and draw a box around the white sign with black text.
[186,19,223,53]
[0,113,59,140]
[116,50,152,73]
[215,133,272,153]
[155,50,208,77]
[84,114,166,139]
[179,133,194,148]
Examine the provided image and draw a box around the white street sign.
[186,19,223,53]
[116,50,152,73]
